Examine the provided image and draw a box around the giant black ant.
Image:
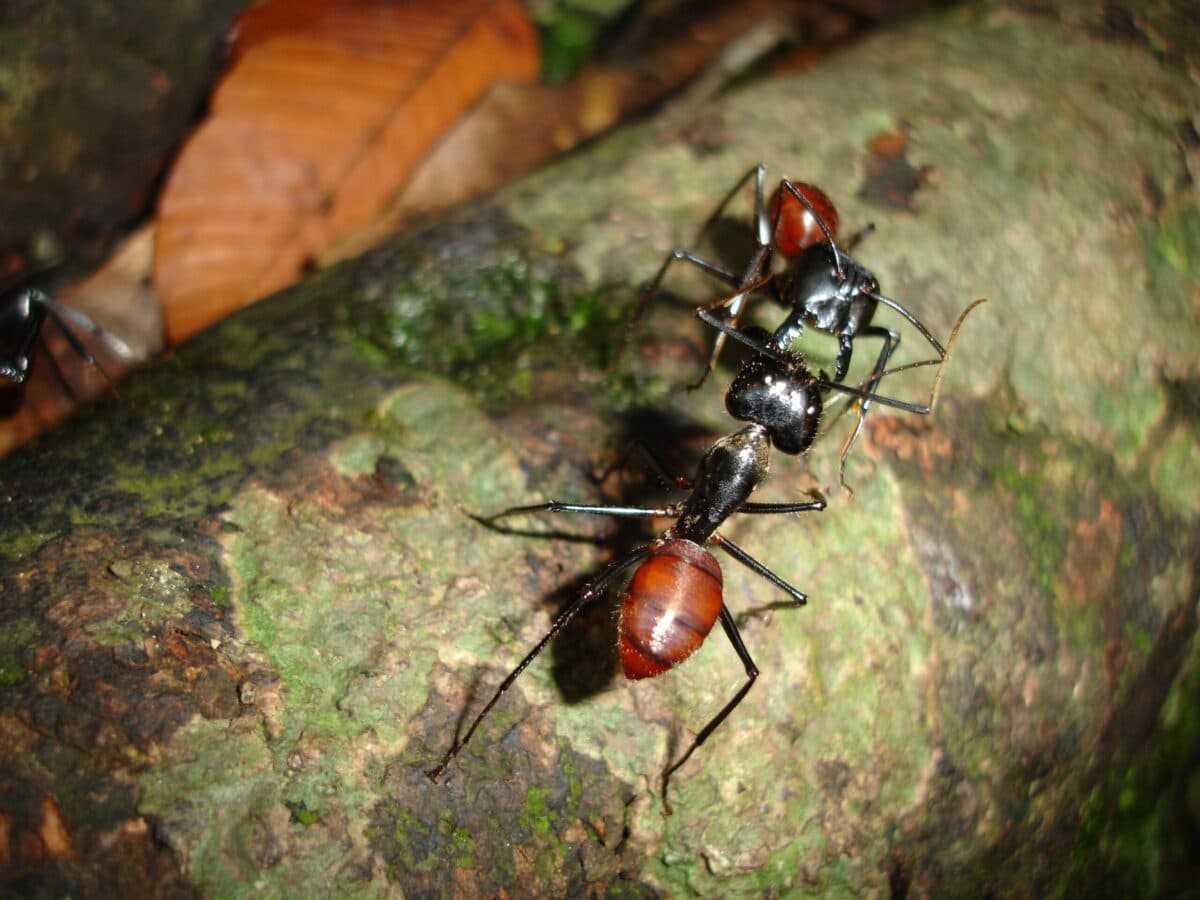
[426,301,979,811]
[0,283,130,412]
[636,164,953,487]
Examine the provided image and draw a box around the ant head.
[768,182,839,258]
[725,327,822,456]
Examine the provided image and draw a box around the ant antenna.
[866,291,946,358]
[835,298,988,489]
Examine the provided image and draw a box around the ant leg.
[44,300,134,360]
[42,304,117,390]
[482,501,671,523]
[661,605,757,814]
[710,534,809,606]
[641,165,776,387]
[634,248,740,324]
[693,163,771,249]
[596,439,692,491]
[428,545,653,782]
[831,332,855,383]
[42,343,80,402]
[837,325,899,493]
[845,222,876,252]
[689,247,778,391]
[738,488,827,515]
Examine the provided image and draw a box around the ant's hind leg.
[428,545,653,782]
[661,605,758,814]
[635,249,740,324]
[711,533,810,607]
[694,163,771,250]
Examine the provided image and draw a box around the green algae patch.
[352,253,629,410]
[1060,629,1200,899]
[136,380,641,895]
[137,719,281,897]
[1143,202,1200,322]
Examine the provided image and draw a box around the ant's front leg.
[837,325,900,492]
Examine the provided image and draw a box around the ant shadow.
[476,405,717,706]
[552,406,716,704]
[644,215,762,320]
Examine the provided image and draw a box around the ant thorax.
[672,426,770,544]
[784,243,878,337]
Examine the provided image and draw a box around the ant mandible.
[425,315,976,811]
[1,284,130,408]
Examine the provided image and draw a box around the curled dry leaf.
[340,0,796,258]
[155,0,539,345]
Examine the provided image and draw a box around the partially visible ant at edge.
[425,294,981,812]
[634,163,959,492]
[0,271,132,416]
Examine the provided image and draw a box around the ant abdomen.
[768,182,839,258]
[618,539,723,680]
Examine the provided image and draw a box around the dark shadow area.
[539,405,719,704]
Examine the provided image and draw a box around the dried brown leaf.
[155,0,538,344]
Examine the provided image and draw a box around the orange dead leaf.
[155,0,539,345]
[337,0,792,259]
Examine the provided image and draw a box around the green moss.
[1144,204,1200,310]
[993,462,1069,600]
[0,616,38,686]
[1152,426,1200,519]
[209,585,231,608]
[1092,375,1166,469]
[0,527,58,564]
[352,254,629,409]
[450,825,476,870]
[1060,638,1200,898]
[285,800,321,827]
[521,786,555,838]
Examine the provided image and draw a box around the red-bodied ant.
[0,283,130,412]
[425,301,980,811]
[636,164,953,487]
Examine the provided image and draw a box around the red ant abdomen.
[618,539,723,680]
[768,182,839,257]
